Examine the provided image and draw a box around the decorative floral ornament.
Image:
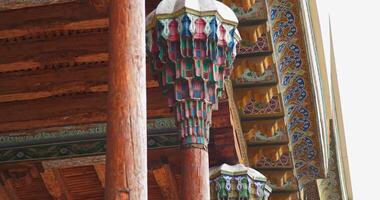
[146,0,241,147]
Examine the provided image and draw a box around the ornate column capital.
[146,0,241,148]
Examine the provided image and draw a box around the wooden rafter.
[41,169,73,200]
[0,58,159,103]
[152,161,180,200]
[43,157,106,192]
[0,30,108,68]
[0,62,108,103]
[0,53,108,74]
[0,0,108,40]
[0,18,108,40]
[0,0,76,11]
[0,92,108,133]
[42,156,106,170]
[0,87,169,133]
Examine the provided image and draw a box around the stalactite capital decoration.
[146,0,241,147]
[210,164,272,200]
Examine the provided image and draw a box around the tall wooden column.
[105,0,147,199]
[182,147,210,200]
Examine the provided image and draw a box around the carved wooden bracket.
[152,163,179,200]
[41,169,73,200]
[94,164,105,188]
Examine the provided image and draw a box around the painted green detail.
[0,139,106,163]
[238,177,249,199]
[147,133,179,149]
[1,118,177,149]
[217,177,228,199]
[146,117,177,133]
[0,118,179,164]
[0,124,106,148]
[210,164,271,200]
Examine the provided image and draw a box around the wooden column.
[105,0,147,199]
[181,147,210,200]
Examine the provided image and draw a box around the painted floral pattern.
[267,0,325,187]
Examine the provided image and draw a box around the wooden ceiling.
[0,0,240,199]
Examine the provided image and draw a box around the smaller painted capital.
[210,164,272,200]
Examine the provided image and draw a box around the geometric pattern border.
[0,118,179,163]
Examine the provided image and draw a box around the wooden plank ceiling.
[0,0,239,199]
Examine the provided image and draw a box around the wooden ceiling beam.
[0,18,108,41]
[152,160,180,200]
[0,88,170,133]
[0,63,108,103]
[0,93,107,133]
[0,59,158,103]
[41,169,73,200]
[0,53,108,74]
[0,1,108,39]
[42,156,106,170]
[0,0,76,11]
[0,30,108,68]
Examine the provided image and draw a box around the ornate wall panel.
[266,0,327,187]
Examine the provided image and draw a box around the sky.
[317,0,379,199]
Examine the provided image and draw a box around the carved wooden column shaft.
[105,0,147,199]
[182,147,210,200]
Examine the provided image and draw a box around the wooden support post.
[105,0,147,199]
[181,147,210,200]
